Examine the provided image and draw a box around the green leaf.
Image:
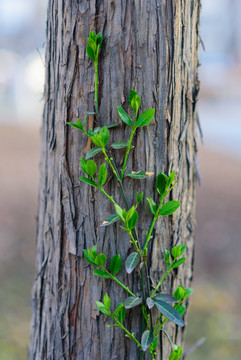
[85,147,102,160]
[159,201,181,216]
[110,254,122,275]
[168,170,175,185]
[114,302,126,323]
[87,37,96,53]
[141,330,153,352]
[79,177,97,187]
[174,286,185,301]
[126,206,136,222]
[124,296,142,309]
[91,245,97,258]
[153,294,178,304]
[80,158,97,177]
[165,249,171,267]
[127,210,138,230]
[126,171,147,179]
[86,46,95,60]
[89,31,96,40]
[107,122,119,129]
[66,121,82,130]
[176,304,186,317]
[169,346,182,360]
[83,249,96,266]
[117,106,133,126]
[98,163,107,186]
[99,126,110,146]
[170,257,186,269]
[153,299,184,327]
[136,109,155,127]
[171,246,181,259]
[179,244,186,255]
[114,204,125,222]
[95,254,107,267]
[149,337,158,352]
[103,293,111,309]
[128,89,141,113]
[125,252,140,274]
[156,172,168,196]
[184,288,193,298]
[136,192,143,205]
[100,213,119,227]
[111,142,129,149]
[93,269,110,279]
[147,197,156,215]
[96,32,103,46]
[96,301,110,316]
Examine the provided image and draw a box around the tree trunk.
[29,1,200,359]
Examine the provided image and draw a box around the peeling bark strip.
[29,1,201,359]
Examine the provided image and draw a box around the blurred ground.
[0,123,240,359]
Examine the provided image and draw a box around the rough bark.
[29,0,201,359]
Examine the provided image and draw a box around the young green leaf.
[124,296,142,309]
[83,249,96,266]
[91,245,97,258]
[87,37,96,52]
[149,337,158,352]
[168,170,176,186]
[93,269,110,279]
[114,204,125,222]
[127,210,138,230]
[86,46,95,60]
[80,158,97,177]
[66,121,82,130]
[110,254,122,275]
[159,201,181,216]
[165,249,171,267]
[99,126,110,146]
[141,330,153,352]
[126,171,147,179]
[170,257,186,269]
[125,206,136,222]
[153,299,184,327]
[125,252,140,274]
[136,109,155,127]
[117,106,133,126]
[128,89,141,113]
[169,346,182,360]
[114,302,126,323]
[100,213,119,227]
[103,293,111,309]
[96,301,110,316]
[179,244,186,255]
[111,142,129,149]
[89,31,96,41]
[98,163,107,186]
[174,286,185,301]
[171,246,181,259]
[79,177,97,187]
[136,192,143,205]
[96,32,103,46]
[95,254,107,267]
[184,288,193,298]
[147,197,156,215]
[85,147,102,160]
[176,304,186,317]
[156,172,168,196]
[153,294,178,304]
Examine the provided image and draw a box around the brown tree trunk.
[29,1,201,359]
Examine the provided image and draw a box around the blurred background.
[0,0,240,359]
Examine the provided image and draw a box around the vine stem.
[121,127,136,179]
[150,267,171,298]
[111,315,142,349]
[100,266,136,297]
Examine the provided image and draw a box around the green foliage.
[68,31,192,360]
